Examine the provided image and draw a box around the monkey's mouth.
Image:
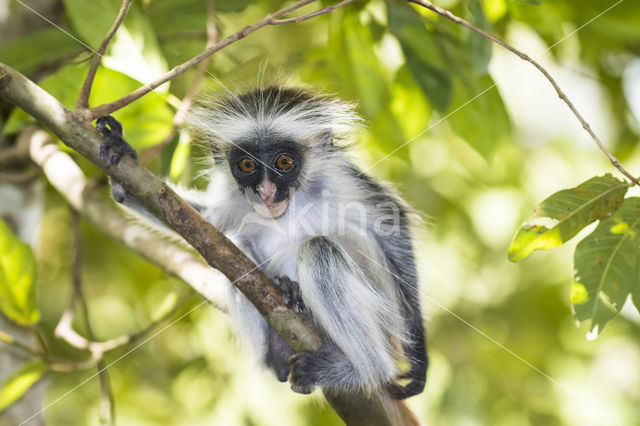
[252,199,289,219]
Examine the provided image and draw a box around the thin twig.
[139,0,218,164]
[88,0,358,119]
[0,168,40,184]
[0,330,43,357]
[69,212,116,426]
[269,0,357,25]
[409,0,639,185]
[76,0,133,111]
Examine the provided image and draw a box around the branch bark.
[0,63,412,426]
[409,0,639,185]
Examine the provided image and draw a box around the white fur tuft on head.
[188,86,362,151]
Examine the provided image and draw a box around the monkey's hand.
[96,116,137,166]
[273,275,306,314]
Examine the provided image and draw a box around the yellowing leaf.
[0,360,47,412]
[0,219,39,325]
[509,175,628,262]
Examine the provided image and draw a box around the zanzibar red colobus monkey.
[97,86,428,400]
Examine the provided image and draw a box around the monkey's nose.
[258,180,277,204]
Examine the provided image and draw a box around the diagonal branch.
[76,0,133,111]
[409,0,639,186]
[21,127,230,311]
[88,0,356,119]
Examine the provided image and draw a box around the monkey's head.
[189,86,359,219]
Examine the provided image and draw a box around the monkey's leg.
[290,236,400,394]
[263,275,305,382]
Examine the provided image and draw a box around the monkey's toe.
[288,352,320,393]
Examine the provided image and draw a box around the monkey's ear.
[317,130,334,146]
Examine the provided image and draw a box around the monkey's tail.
[382,395,422,426]
[324,390,422,426]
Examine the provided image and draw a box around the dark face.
[228,139,304,218]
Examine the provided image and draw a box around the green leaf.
[447,74,511,158]
[328,9,407,157]
[387,2,452,112]
[464,0,492,75]
[62,0,121,48]
[508,175,628,262]
[0,219,39,325]
[329,9,387,119]
[0,360,47,412]
[216,0,253,13]
[0,28,82,74]
[572,197,640,335]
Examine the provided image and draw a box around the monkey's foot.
[288,351,320,394]
[96,116,137,165]
[273,275,306,314]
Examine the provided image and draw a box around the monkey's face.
[228,140,304,219]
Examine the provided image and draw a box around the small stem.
[0,329,43,357]
[76,0,133,111]
[88,0,362,118]
[269,0,357,25]
[409,0,639,185]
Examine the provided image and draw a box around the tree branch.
[76,0,133,111]
[409,0,639,185]
[87,0,355,119]
[0,63,413,426]
[20,127,230,311]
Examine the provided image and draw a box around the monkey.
[97,86,428,400]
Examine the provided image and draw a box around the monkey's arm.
[97,116,209,225]
[290,236,404,394]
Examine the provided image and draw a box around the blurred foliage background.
[1,0,640,425]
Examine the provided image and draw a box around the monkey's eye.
[275,154,295,171]
[237,158,257,173]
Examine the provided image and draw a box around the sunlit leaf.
[0,219,39,325]
[509,175,628,262]
[4,65,172,149]
[573,197,640,335]
[64,0,168,86]
[0,360,47,412]
[387,2,452,112]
